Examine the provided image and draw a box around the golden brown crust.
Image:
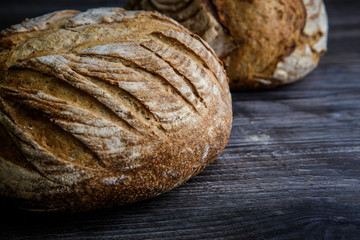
[128,0,328,89]
[271,0,328,85]
[126,0,237,59]
[213,0,306,88]
[0,8,232,212]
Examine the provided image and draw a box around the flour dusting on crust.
[273,0,328,83]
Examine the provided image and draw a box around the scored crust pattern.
[127,0,328,89]
[0,8,232,211]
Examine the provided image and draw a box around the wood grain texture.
[0,0,360,239]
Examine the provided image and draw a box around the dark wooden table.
[1,0,359,239]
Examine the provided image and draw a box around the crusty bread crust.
[127,0,328,89]
[0,8,232,212]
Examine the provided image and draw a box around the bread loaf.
[0,8,232,212]
[127,0,329,89]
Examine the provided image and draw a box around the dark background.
[1,0,360,239]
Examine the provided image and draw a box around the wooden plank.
[0,0,360,239]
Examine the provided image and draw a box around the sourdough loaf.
[127,0,328,89]
[0,8,232,212]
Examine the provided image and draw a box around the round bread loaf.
[127,0,329,89]
[0,8,232,212]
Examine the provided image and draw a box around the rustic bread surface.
[127,0,328,89]
[0,8,232,212]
